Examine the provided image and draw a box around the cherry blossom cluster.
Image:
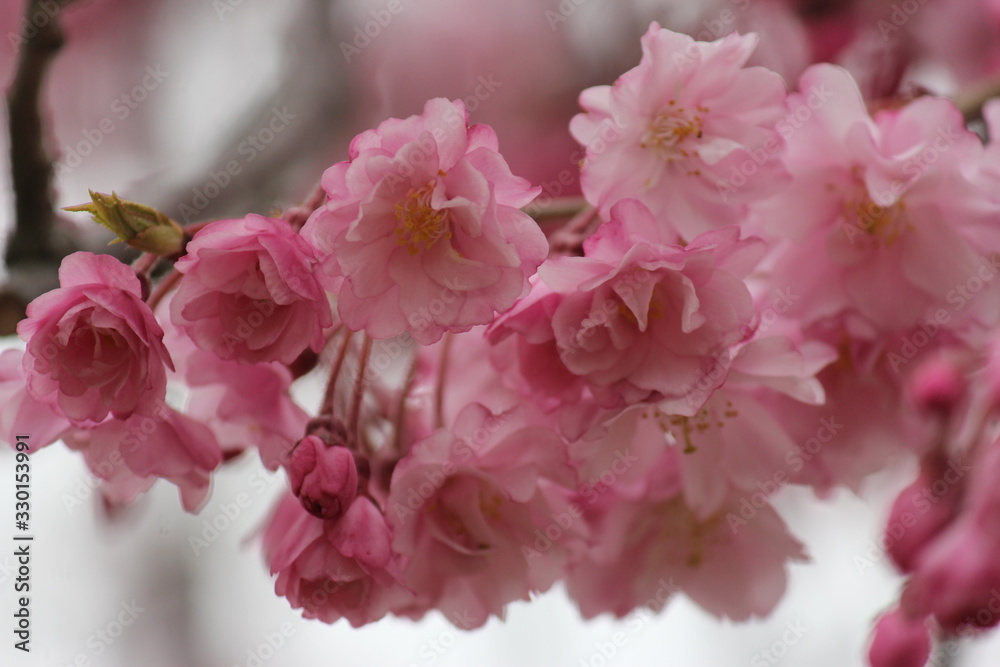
[5,22,1000,666]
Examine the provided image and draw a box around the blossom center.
[394,182,450,255]
[845,193,908,245]
[645,400,739,453]
[641,102,706,161]
[616,289,666,328]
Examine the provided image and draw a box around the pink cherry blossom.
[522,200,765,410]
[62,406,223,512]
[17,252,172,425]
[171,214,332,365]
[387,403,580,627]
[0,349,71,451]
[756,63,1000,334]
[263,492,408,627]
[161,308,309,470]
[570,23,789,240]
[301,97,548,344]
[565,447,805,621]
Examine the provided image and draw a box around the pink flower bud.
[885,457,962,574]
[288,435,358,520]
[910,355,966,416]
[868,608,931,667]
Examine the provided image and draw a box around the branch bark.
[2,0,74,334]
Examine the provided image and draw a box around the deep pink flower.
[527,200,766,409]
[868,608,932,667]
[387,403,579,627]
[570,23,789,240]
[263,492,408,627]
[17,252,172,425]
[171,214,332,365]
[905,439,1000,632]
[302,98,548,344]
[288,435,359,521]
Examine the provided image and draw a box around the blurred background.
[2,0,1000,664]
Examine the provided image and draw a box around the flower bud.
[868,608,931,667]
[288,435,358,520]
[64,190,185,256]
[910,355,965,416]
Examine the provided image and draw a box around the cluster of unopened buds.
[6,22,1000,666]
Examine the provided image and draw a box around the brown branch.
[6,0,66,266]
[1,1,79,334]
[955,77,1000,124]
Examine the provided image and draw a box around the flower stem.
[145,270,182,312]
[349,334,373,443]
[526,196,589,222]
[321,330,354,418]
[434,332,454,429]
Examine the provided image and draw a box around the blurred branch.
[151,0,350,224]
[2,0,76,334]
[955,77,1000,124]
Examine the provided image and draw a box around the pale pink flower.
[570,23,789,240]
[301,98,548,344]
[566,447,805,621]
[387,403,579,627]
[533,200,766,409]
[0,349,71,451]
[757,63,1000,334]
[63,407,223,512]
[263,492,407,627]
[171,214,332,365]
[17,252,172,425]
[162,310,310,470]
